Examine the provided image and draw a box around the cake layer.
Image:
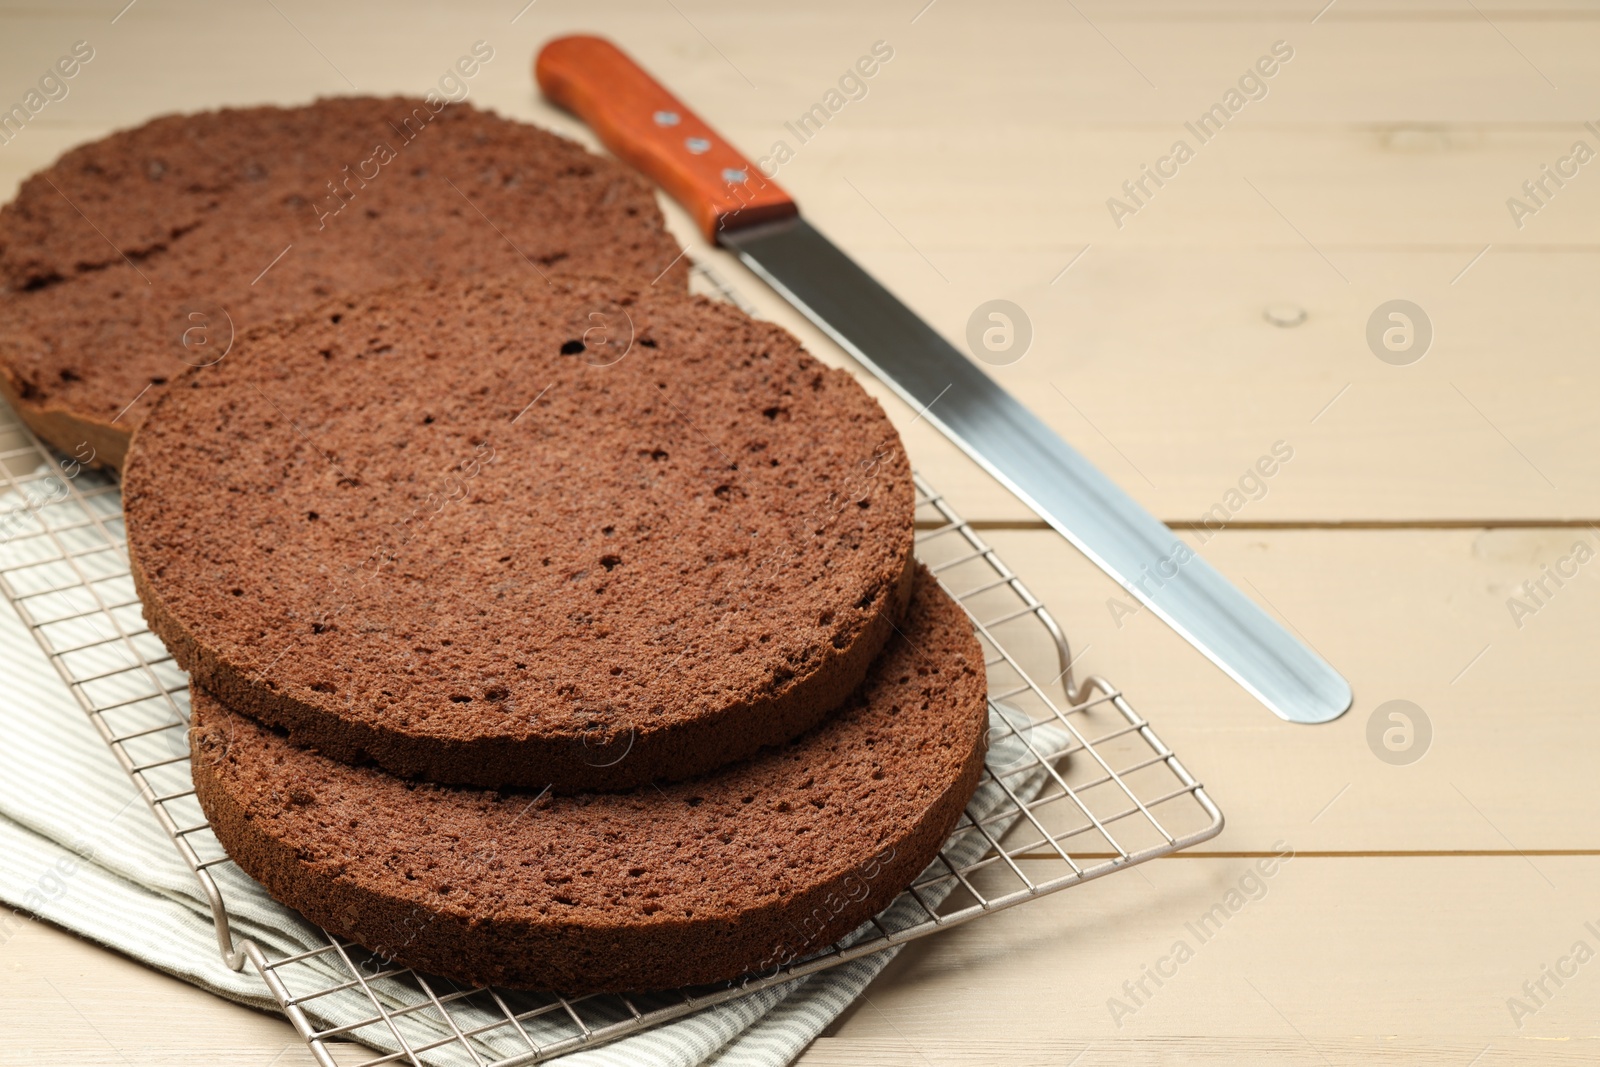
[191,566,988,993]
[128,276,916,792]
[0,97,685,468]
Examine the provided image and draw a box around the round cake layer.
[191,566,988,994]
[127,276,916,792]
[0,96,685,468]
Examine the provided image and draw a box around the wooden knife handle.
[536,35,797,243]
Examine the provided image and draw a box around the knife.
[535,36,1352,725]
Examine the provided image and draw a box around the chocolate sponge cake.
[126,276,916,793]
[0,97,686,468]
[191,566,987,994]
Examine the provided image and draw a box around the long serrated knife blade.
[725,217,1352,724]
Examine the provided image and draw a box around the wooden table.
[3,1,1597,1063]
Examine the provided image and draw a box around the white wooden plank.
[805,855,1600,1065]
[983,526,1600,853]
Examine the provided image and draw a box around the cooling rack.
[0,266,1222,1067]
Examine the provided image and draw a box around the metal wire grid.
[0,267,1222,1066]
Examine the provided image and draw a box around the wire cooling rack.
[0,266,1222,1066]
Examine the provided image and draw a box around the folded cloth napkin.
[0,446,1062,1067]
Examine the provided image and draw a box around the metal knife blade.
[725,217,1351,724]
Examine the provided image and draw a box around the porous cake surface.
[127,276,916,792]
[191,566,988,994]
[0,96,686,468]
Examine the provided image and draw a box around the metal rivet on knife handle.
[536,35,797,242]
